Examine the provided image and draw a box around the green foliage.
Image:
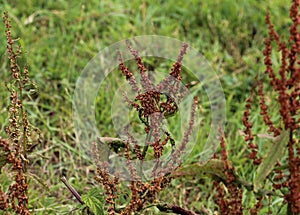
[254,130,290,192]
[81,188,105,215]
[172,159,228,179]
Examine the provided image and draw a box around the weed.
[0,12,40,215]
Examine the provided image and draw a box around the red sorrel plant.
[87,41,199,215]
[186,1,300,214]
[242,0,299,214]
[0,12,40,215]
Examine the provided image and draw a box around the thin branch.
[61,176,84,205]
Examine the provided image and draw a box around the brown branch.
[61,176,84,205]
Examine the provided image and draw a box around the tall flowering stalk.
[2,11,30,215]
[0,12,38,215]
[243,1,300,213]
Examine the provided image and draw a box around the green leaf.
[254,129,290,192]
[81,188,105,215]
[171,159,228,180]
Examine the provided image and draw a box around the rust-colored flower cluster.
[94,41,197,214]
[0,12,37,215]
[214,131,243,215]
[94,162,119,215]
[242,1,300,213]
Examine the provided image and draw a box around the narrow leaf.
[25,172,50,192]
[254,129,289,192]
[171,159,228,180]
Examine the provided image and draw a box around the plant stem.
[61,176,84,205]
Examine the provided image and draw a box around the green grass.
[0,0,292,214]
